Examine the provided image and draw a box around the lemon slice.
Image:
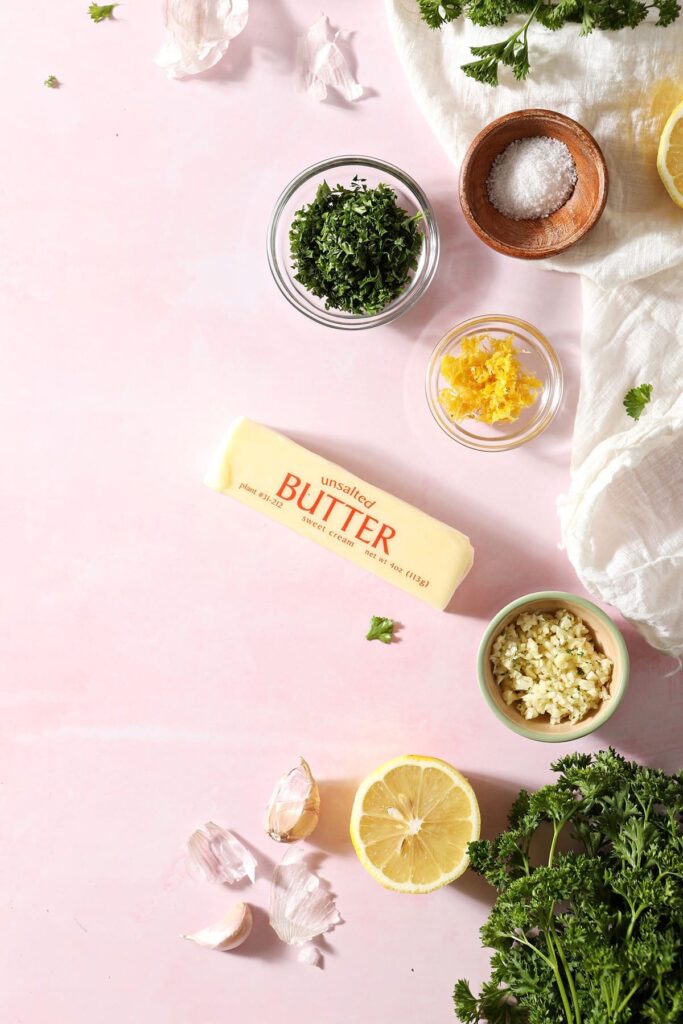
[657,99,683,208]
[349,755,480,894]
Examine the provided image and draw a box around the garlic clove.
[269,847,341,947]
[183,901,253,952]
[265,758,320,843]
[187,822,256,884]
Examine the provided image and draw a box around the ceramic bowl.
[459,109,608,260]
[477,592,629,742]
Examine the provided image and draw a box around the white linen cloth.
[387,0,683,658]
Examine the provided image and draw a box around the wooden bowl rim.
[476,591,629,743]
[459,109,609,260]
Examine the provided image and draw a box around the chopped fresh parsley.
[624,383,653,421]
[88,3,118,21]
[454,749,683,1024]
[44,75,60,89]
[417,0,681,85]
[366,616,396,644]
[289,177,423,315]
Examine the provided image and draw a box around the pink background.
[2,3,681,1023]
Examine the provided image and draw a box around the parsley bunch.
[455,749,683,1024]
[289,177,423,315]
[418,0,681,85]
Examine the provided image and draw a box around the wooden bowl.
[477,592,629,743]
[459,109,608,259]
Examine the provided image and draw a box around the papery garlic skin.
[297,943,323,968]
[265,758,320,843]
[269,847,341,947]
[155,0,249,80]
[187,822,256,884]
[296,14,364,103]
[183,901,253,951]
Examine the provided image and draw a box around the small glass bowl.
[425,314,563,452]
[267,155,440,330]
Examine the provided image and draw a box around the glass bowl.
[425,314,563,452]
[267,155,440,330]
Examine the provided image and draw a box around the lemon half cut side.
[349,755,480,894]
[657,99,683,208]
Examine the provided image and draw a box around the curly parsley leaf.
[44,75,60,89]
[289,177,423,316]
[88,3,118,22]
[624,383,653,421]
[366,616,396,644]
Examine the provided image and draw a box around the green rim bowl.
[477,591,630,743]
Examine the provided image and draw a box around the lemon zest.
[438,333,542,424]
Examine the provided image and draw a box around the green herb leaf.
[417,0,464,26]
[624,383,653,421]
[44,75,60,89]
[366,616,395,644]
[289,177,423,315]
[88,3,118,22]
[454,749,683,1024]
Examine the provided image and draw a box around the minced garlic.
[491,608,613,726]
[439,334,542,424]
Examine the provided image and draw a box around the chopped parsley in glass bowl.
[267,155,439,330]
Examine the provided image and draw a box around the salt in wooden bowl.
[459,109,609,260]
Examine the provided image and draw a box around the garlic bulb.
[269,848,341,949]
[187,822,256,884]
[264,758,320,843]
[183,901,252,951]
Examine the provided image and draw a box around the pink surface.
[2,3,681,1023]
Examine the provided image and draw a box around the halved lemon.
[349,755,480,894]
[657,99,683,208]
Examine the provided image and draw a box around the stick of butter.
[204,418,473,610]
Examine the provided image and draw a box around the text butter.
[204,418,474,609]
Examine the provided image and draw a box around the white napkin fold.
[387,0,683,657]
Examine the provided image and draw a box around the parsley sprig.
[454,749,683,1023]
[624,383,653,421]
[89,3,118,22]
[289,177,423,315]
[366,616,396,644]
[418,0,681,84]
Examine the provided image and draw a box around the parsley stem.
[507,930,574,1024]
[553,930,582,1024]
[615,981,641,1016]
[522,0,541,43]
[545,929,575,1024]
[507,0,542,48]
[547,820,562,868]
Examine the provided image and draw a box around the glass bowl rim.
[425,313,564,452]
[266,154,440,331]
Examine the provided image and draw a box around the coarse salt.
[486,136,577,221]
